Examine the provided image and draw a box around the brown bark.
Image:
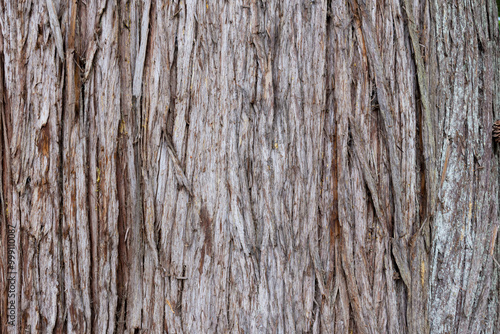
[0,0,499,333]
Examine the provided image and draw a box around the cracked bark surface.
[0,0,499,333]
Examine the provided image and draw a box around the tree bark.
[0,0,499,333]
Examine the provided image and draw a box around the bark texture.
[0,0,499,333]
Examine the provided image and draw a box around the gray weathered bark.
[0,0,499,333]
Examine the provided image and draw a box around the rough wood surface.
[0,0,499,333]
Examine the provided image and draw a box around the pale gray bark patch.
[428,1,500,333]
[46,0,64,61]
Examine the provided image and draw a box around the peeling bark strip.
[0,0,499,333]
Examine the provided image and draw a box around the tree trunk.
[1,0,499,333]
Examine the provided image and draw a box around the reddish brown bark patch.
[37,125,50,157]
[200,204,212,256]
